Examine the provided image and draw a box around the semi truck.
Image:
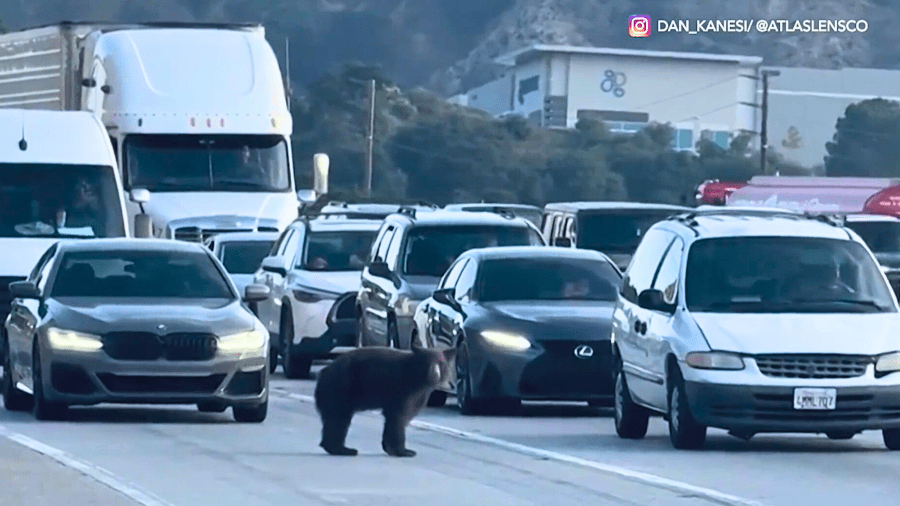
[0,22,299,243]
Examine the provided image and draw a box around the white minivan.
[611,208,900,450]
[0,109,137,356]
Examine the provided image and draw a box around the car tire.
[883,428,900,450]
[280,307,311,379]
[427,390,448,407]
[31,344,66,421]
[233,399,267,423]
[667,366,706,450]
[197,402,228,413]
[2,337,30,412]
[826,431,856,440]
[614,367,649,439]
[268,347,279,374]
[456,344,484,416]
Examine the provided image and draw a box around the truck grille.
[102,332,218,361]
[754,354,871,379]
[174,226,279,243]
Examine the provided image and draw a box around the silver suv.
[611,208,900,450]
[356,208,545,349]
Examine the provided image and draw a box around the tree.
[825,98,900,177]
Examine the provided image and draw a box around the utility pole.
[760,69,780,175]
[365,79,376,196]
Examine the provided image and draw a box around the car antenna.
[18,110,27,151]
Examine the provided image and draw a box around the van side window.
[374,226,395,262]
[652,237,684,305]
[621,229,675,303]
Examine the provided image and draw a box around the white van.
[0,109,132,332]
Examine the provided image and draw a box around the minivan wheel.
[614,367,649,439]
[883,428,900,450]
[667,367,706,450]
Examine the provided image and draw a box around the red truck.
[694,180,747,205]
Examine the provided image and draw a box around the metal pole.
[365,79,375,196]
[760,72,769,175]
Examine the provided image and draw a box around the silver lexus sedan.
[1,239,271,422]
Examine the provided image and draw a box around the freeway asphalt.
[0,366,896,506]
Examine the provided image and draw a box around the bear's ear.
[442,347,457,361]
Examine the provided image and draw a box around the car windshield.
[124,134,290,192]
[579,212,678,253]
[0,164,125,239]
[844,220,900,253]
[220,240,276,274]
[478,257,621,302]
[685,237,897,313]
[303,230,378,271]
[403,225,543,276]
[52,250,234,298]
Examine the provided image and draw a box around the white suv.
[611,208,900,450]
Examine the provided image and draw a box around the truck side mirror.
[129,188,150,204]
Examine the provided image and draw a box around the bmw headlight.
[685,351,744,370]
[479,330,531,351]
[218,328,267,356]
[876,352,900,373]
[46,328,103,352]
[395,295,420,317]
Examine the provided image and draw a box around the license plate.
[793,388,836,410]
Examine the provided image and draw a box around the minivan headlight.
[685,351,744,370]
[876,352,900,373]
[46,328,103,352]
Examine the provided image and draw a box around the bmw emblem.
[574,345,594,359]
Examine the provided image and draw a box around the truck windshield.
[123,134,290,192]
[578,211,679,253]
[0,164,125,238]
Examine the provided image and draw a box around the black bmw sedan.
[411,246,622,414]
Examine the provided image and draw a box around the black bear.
[314,344,456,457]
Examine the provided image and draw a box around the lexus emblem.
[574,345,594,359]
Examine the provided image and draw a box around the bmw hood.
[691,313,900,355]
[482,300,615,341]
[48,298,256,336]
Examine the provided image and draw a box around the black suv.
[356,208,545,349]
[542,202,691,271]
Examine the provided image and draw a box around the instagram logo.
[629,15,651,37]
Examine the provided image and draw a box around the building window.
[606,121,646,134]
[669,129,693,151]
[713,131,730,149]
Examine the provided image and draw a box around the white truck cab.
[0,22,298,243]
[0,108,131,327]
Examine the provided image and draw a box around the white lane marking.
[0,424,177,506]
[274,390,764,506]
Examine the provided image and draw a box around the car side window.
[454,260,478,302]
[28,244,58,283]
[374,226,395,263]
[652,236,684,306]
[276,230,294,256]
[440,258,468,289]
[283,228,304,261]
[36,254,57,292]
[385,229,404,268]
[368,226,389,262]
[621,229,675,304]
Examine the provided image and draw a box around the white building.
[451,44,763,152]
[762,66,900,169]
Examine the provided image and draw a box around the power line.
[631,76,739,111]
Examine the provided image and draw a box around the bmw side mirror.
[638,289,675,313]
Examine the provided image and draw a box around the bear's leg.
[320,411,357,456]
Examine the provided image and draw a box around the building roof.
[495,44,763,67]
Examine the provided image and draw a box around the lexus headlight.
[46,328,103,352]
[685,351,744,370]
[395,295,420,316]
[218,328,267,356]
[479,330,531,351]
[876,352,900,373]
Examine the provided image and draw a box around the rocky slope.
[2,0,898,95]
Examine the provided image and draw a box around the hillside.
[2,0,899,95]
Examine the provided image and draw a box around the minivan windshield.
[0,164,125,238]
[844,220,900,253]
[403,225,544,276]
[685,237,897,313]
[579,211,679,253]
[478,257,620,302]
[124,134,290,192]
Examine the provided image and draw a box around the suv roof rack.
[396,206,418,219]
[667,207,845,228]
